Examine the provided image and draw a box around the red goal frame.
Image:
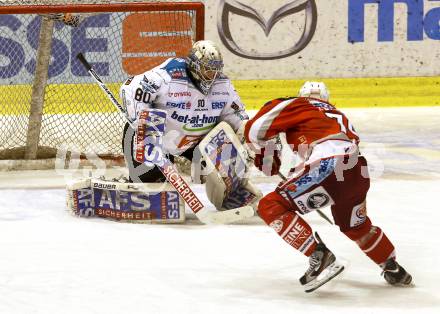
[0,2,205,40]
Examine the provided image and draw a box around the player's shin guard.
[258,194,317,256]
[344,217,395,266]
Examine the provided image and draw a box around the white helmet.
[298,81,330,102]
[187,40,224,95]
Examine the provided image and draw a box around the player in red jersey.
[244,82,412,292]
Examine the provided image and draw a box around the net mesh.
[0,1,201,160]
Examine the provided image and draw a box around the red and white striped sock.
[345,218,395,265]
[268,211,317,257]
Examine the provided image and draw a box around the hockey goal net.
[0,0,204,164]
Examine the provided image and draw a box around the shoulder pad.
[309,100,336,110]
[140,73,161,94]
[217,73,229,80]
[212,74,230,86]
[160,58,190,81]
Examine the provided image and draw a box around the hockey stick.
[274,133,334,225]
[76,53,254,224]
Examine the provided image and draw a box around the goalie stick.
[76,53,254,224]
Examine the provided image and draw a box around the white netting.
[0,1,202,160]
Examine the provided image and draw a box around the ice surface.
[0,107,439,314]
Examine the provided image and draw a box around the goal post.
[0,1,204,164]
[25,17,54,160]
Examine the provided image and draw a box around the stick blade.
[197,206,255,224]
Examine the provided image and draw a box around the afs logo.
[217,0,317,60]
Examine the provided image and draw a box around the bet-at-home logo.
[171,111,220,132]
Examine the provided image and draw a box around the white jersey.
[120,58,248,155]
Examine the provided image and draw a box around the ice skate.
[299,233,344,293]
[382,259,412,286]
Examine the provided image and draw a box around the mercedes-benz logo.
[217,0,317,60]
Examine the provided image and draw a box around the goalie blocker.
[67,178,185,223]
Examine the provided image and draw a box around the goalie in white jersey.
[120,40,248,183]
[120,40,261,214]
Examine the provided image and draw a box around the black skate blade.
[304,265,345,293]
[389,277,415,287]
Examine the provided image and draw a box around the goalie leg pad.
[198,122,262,211]
[205,171,226,210]
[67,178,185,223]
[221,180,262,211]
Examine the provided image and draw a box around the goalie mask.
[298,81,330,102]
[187,40,224,95]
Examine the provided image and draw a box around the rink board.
[1,76,440,116]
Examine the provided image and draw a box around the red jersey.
[245,97,359,153]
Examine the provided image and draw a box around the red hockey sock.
[268,211,317,257]
[344,218,395,265]
[258,192,317,256]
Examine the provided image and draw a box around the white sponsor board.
[207,0,440,79]
[1,0,439,83]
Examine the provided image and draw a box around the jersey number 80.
[135,88,151,104]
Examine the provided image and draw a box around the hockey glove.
[254,147,281,176]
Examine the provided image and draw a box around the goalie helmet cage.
[0,0,204,169]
